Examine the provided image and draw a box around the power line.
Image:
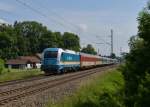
[15,0,78,33]
[110,29,113,54]
[15,0,111,54]
[91,30,115,56]
[35,0,81,33]
[90,32,110,45]
[39,0,81,30]
[15,0,107,41]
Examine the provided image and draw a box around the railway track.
[0,65,116,106]
[0,74,48,87]
[0,65,109,87]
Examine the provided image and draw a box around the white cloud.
[0,2,15,12]
[78,24,88,32]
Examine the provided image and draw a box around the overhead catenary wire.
[38,0,81,32]
[90,32,111,45]
[15,0,111,55]
[15,0,104,43]
[15,0,78,33]
[36,0,113,52]
[34,0,82,34]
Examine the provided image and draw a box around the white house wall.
[36,63,41,69]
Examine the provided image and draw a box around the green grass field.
[0,59,43,82]
[47,68,125,107]
[0,68,43,82]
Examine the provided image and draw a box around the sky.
[0,0,148,56]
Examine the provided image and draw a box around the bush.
[135,73,150,107]
[0,67,3,75]
[0,69,43,82]
[122,2,150,106]
[0,59,4,74]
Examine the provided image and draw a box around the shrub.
[0,67,3,75]
[0,59,4,74]
[122,2,150,106]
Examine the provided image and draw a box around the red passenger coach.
[80,53,102,68]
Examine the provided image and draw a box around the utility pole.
[120,47,122,56]
[111,29,113,54]
[97,48,99,55]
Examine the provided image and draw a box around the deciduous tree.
[81,44,97,55]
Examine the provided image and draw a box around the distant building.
[6,54,42,69]
[35,53,42,60]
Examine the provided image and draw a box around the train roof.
[43,48,79,55]
[80,52,101,58]
[43,48,117,60]
[43,48,61,52]
[63,49,75,54]
[101,56,117,60]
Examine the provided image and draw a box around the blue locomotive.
[41,48,80,74]
[41,48,117,74]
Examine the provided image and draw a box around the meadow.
[0,68,43,82]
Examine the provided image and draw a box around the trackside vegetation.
[0,69,43,82]
[121,1,150,107]
[0,58,4,75]
[47,69,125,107]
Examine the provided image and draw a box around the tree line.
[0,21,81,60]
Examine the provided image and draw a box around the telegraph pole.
[120,47,122,56]
[111,29,113,54]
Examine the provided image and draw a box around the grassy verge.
[0,69,43,82]
[47,68,125,107]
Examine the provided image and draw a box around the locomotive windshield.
[44,51,58,58]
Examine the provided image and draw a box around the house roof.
[6,55,41,65]
[19,56,41,63]
[6,59,29,65]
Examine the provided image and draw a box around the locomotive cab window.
[44,51,58,58]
